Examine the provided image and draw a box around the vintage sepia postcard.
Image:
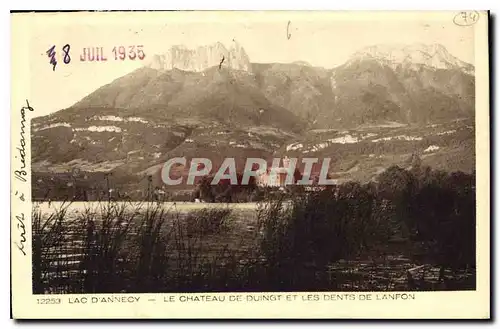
[10,10,490,319]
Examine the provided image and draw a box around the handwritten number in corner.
[47,44,71,71]
[62,44,71,64]
[46,45,57,71]
[453,11,480,26]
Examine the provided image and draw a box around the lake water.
[34,201,261,214]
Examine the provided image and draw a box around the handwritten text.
[14,100,34,183]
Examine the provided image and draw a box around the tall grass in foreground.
[32,200,252,293]
[32,202,76,294]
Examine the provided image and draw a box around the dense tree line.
[257,163,475,289]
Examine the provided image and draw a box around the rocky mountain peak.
[349,43,474,74]
[146,41,252,72]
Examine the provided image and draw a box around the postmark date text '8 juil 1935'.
[80,45,146,62]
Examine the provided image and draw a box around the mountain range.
[31,42,475,199]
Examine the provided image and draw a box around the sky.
[15,11,477,117]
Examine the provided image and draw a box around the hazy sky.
[18,11,477,117]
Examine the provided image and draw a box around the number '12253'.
[112,45,145,60]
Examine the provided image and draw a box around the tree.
[408,169,476,282]
[377,166,417,237]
